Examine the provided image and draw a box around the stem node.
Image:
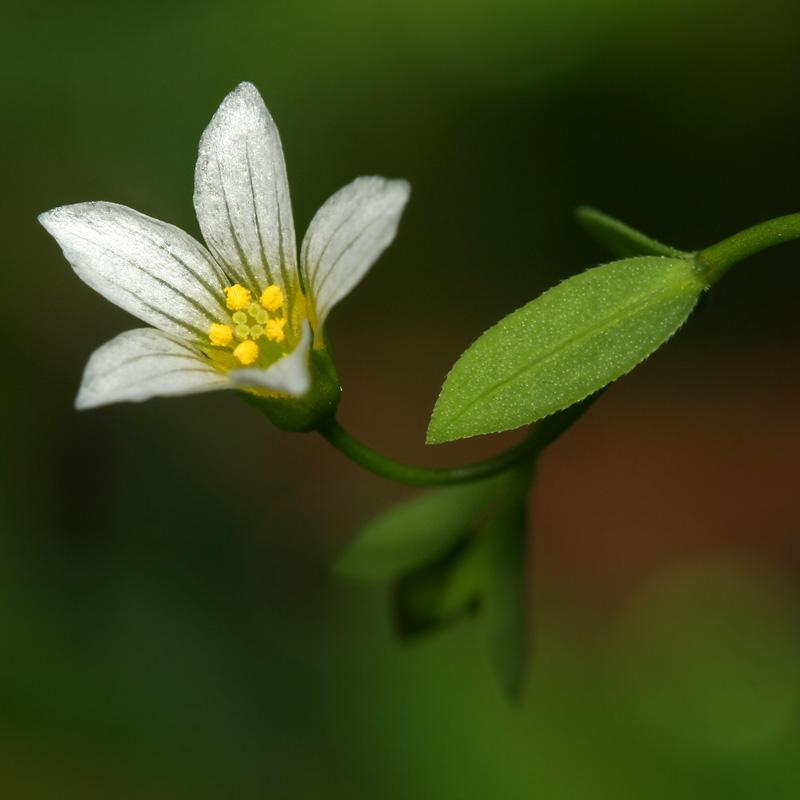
[697,212,800,284]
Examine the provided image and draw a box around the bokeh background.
[4,0,800,797]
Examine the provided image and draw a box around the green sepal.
[577,206,689,259]
[335,476,505,582]
[238,342,342,433]
[428,255,706,443]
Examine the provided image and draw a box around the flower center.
[206,283,287,366]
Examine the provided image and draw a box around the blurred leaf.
[392,467,534,701]
[335,477,504,582]
[481,476,529,701]
[427,256,706,443]
[393,536,485,638]
[577,206,689,259]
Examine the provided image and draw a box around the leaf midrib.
[446,281,688,424]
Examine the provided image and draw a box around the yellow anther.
[208,323,233,347]
[232,311,247,325]
[265,317,287,343]
[225,284,252,311]
[260,285,284,312]
[233,340,259,365]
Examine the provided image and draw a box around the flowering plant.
[40,83,800,699]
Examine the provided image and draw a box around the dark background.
[3,0,800,796]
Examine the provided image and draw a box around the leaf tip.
[575,204,600,222]
[425,407,453,445]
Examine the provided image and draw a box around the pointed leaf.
[335,477,503,582]
[428,256,706,443]
[577,206,689,259]
[393,538,485,637]
[481,484,529,701]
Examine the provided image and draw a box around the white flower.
[40,82,410,410]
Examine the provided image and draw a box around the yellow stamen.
[260,285,284,312]
[233,340,259,365]
[265,317,287,343]
[208,323,233,347]
[225,284,252,311]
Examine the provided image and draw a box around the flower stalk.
[317,390,602,487]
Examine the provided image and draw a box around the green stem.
[317,392,601,487]
[696,212,800,284]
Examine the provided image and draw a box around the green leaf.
[481,483,529,701]
[393,470,534,701]
[577,206,689,259]
[393,536,485,637]
[335,477,504,582]
[427,256,706,443]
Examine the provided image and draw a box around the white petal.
[40,202,230,339]
[300,176,410,331]
[76,328,231,409]
[229,320,312,397]
[194,82,298,297]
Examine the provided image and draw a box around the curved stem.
[317,392,601,487]
[696,212,800,285]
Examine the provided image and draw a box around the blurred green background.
[3,0,800,797]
